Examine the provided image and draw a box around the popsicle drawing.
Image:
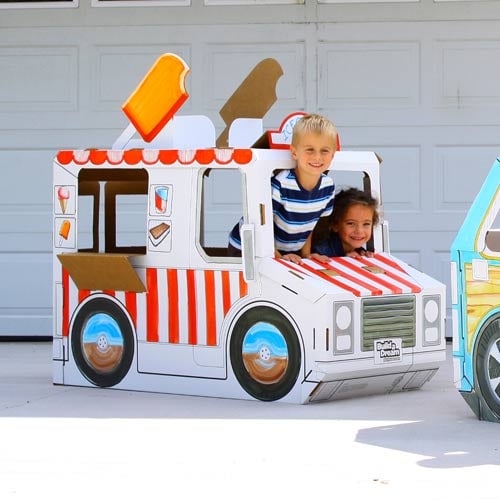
[59,219,71,246]
[57,186,70,214]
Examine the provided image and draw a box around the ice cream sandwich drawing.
[148,221,171,247]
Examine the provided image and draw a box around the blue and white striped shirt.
[228,169,335,254]
[272,169,335,253]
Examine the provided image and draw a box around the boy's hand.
[282,253,302,264]
[275,249,302,264]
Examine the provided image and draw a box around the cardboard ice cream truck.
[52,54,446,404]
[451,156,500,422]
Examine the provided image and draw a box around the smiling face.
[290,132,336,190]
[333,203,375,254]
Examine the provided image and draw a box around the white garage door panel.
[0,45,78,113]
[318,41,420,108]
[433,146,499,211]
[0,150,52,254]
[0,254,51,336]
[436,40,500,108]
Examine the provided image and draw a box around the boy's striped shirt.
[272,169,335,253]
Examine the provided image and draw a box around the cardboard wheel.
[71,297,134,387]
[475,316,500,419]
[230,305,301,401]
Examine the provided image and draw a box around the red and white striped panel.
[61,268,141,338]
[276,253,421,297]
[61,267,248,347]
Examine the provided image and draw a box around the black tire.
[229,305,301,401]
[71,297,134,387]
[475,316,500,419]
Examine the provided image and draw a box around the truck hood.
[258,253,424,302]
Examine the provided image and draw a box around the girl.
[311,187,379,258]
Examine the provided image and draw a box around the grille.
[361,295,416,351]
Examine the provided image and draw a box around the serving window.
[77,168,148,255]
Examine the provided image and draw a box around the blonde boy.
[272,114,338,263]
[229,114,338,263]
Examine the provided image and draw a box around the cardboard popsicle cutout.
[216,58,283,147]
[122,53,190,143]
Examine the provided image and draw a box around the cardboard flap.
[58,253,146,292]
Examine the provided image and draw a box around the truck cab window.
[198,167,244,259]
[330,169,377,252]
[485,206,500,252]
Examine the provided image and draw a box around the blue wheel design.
[230,306,301,401]
[71,297,134,387]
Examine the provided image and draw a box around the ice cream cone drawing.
[57,186,70,214]
[58,219,71,246]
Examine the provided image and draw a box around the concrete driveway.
[1,340,498,500]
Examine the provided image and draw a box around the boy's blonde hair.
[291,114,338,148]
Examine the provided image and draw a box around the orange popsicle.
[122,53,190,143]
[59,220,71,244]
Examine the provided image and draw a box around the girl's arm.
[301,233,331,262]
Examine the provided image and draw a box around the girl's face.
[333,204,374,253]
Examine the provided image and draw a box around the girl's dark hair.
[331,188,379,226]
[312,188,379,245]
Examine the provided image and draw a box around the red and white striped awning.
[56,148,254,167]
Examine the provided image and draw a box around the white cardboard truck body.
[52,142,446,404]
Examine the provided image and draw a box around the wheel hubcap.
[486,339,500,400]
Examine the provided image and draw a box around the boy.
[229,113,338,264]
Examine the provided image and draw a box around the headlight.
[334,301,354,354]
[423,295,441,346]
[424,299,439,324]
[336,305,352,330]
